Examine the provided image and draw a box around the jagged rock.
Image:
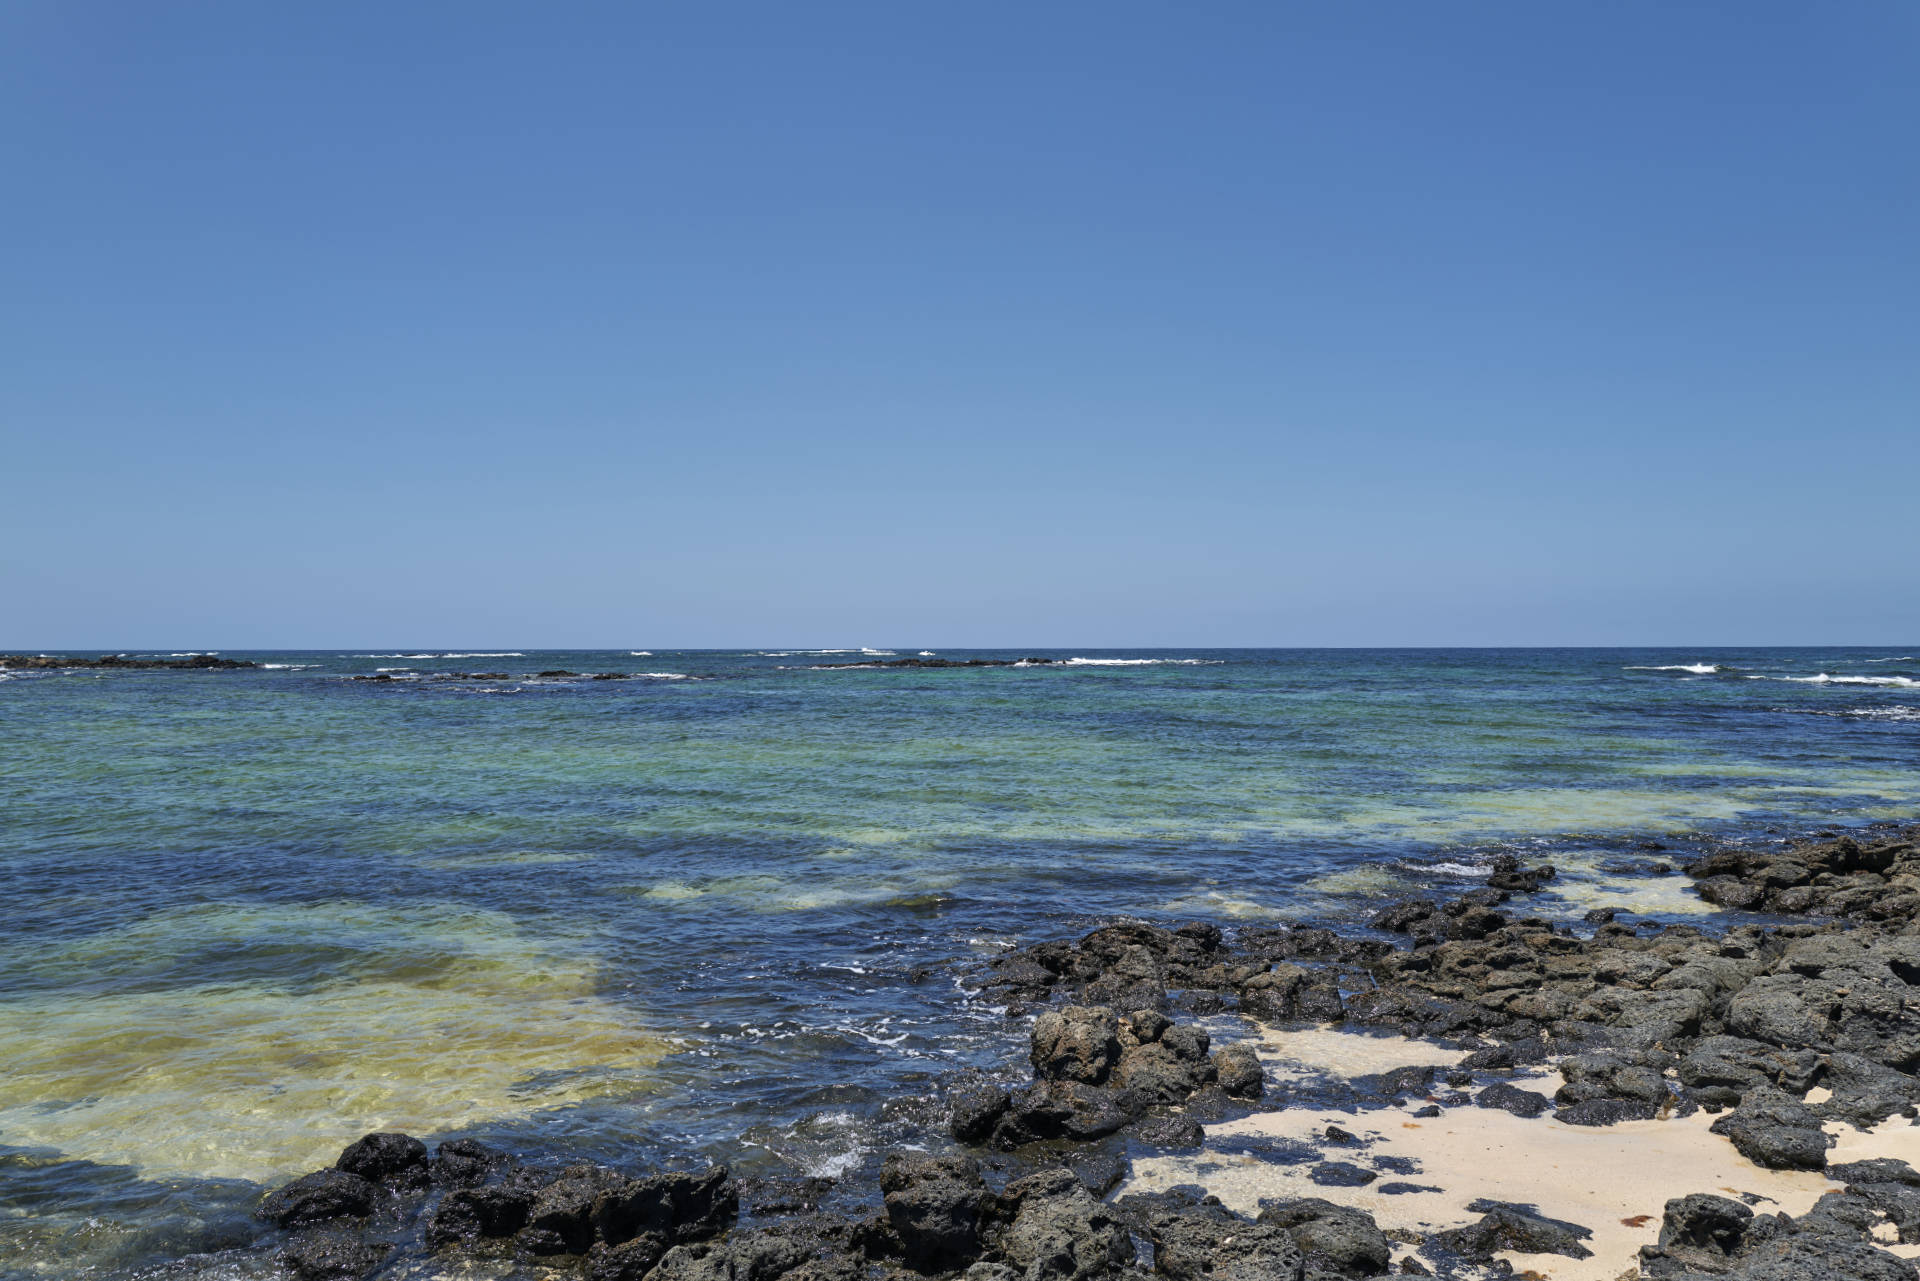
[1212,1044,1266,1099]
[1555,1098,1659,1125]
[952,1086,1014,1144]
[586,1233,672,1281]
[1032,1006,1123,1085]
[1677,1036,1823,1107]
[279,1229,393,1281]
[335,1132,428,1189]
[1473,1083,1549,1119]
[1709,1087,1832,1170]
[1133,1116,1205,1149]
[1429,1200,1593,1259]
[1127,1190,1305,1281]
[1000,1168,1133,1281]
[426,1184,534,1247]
[647,1227,820,1281]
[521,1163,635,1254]
[879,1152,989,1271]
[595,1166,738,1247]
[1256,1199,1390,1277]
[430,1137,510,1188]
[260,1169,376,1228]
[991,1080,1146,1147]
[1116,1023,1215,1102]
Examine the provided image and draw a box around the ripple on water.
[0,903,664,1183]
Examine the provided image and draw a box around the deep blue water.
[2,646,1916,1275]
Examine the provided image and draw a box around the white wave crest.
[1624,663,1725,674]
[639,672,692,680]
[260,663,320,670]
[357,652,523,659]
[630,651,652,656]
[1062,657,1221,666]
[918,651,936,656]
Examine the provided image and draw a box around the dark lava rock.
[1308,1162,1377,1188]
[1000,1168,1132,1281]
[521,1162,634,1255]
[1211,1044,1265,1099]
[1117,1022,1217,1103]
[1031,1006,1123,1085]
[1487,854,1557,893]
[1064,1151,1127,1198]
[585,1233,672,1281]
[597,1166,738,1248]
[1431,1200,1593,1260]
[425,1184,534,1248]
[1658,1191,1753,1256]
[1677,1036,1823,1108]
[430,1137,510,1188]
[1474,1082,1550,1119]
[1133,1116,1206,1149]
[1555,1097,1659,1126]
[280,1228,392,1281]
[1257,1197,1391,1277]
[1708,1086,1832,1170]
[646,1225,824,1281]
[991,1080,1146,1147]
[1126,1189,1305,1281]
[879,1152,988,1272]
[260,1169,376,1228]
[335,1131,428,1188]
[0,652,257,671]
[950,1086,1013,1144]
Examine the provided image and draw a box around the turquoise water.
[3,647,1918,1274]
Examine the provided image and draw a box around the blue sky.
[3,2,1914,647]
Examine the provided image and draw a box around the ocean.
[3,647,1917,1275]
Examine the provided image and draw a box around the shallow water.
[3,647,1917,1274]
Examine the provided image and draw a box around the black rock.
[1258,1197,1392,1276]
[521,1163,634,1255]
[1555,1098,1659,1126]
[426,1184,534,1248]
[1133,1116,1206,1149]
[1431,1200,1593,1260]
[430,1137,510,1188]
[260,1169,376,1228]
[1308,1162,1377,1188]
[950,1086,1013,1144]
[1474,1082,1550,1119]
[335,1131,428,1188]
[280,1229,392,1281]
[1212,1043,1265,1099]
[879,1153,988,1271]
[1708,1086,1832,1170]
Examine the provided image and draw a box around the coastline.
[146,813,1920,1281]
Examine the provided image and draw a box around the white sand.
[1126,1026,1920,1280]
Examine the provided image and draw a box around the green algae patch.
[0,903,664,1184]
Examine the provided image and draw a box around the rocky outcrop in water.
[0,652,257,670]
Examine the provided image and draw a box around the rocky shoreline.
[154,818,1920,1280]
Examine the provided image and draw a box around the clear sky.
[3,2,1914,649]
